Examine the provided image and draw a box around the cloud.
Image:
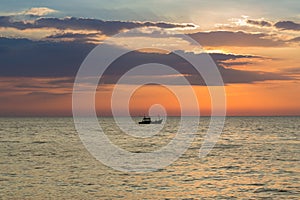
[246,19,272,27]
[274,21,300,31]
[289,36,300,42]
[46,32,100,43]
[209,53,261,62]
[188,31,284,47]
[46,32,97,39]
[22,7,58,16]
[0,37,291,85]
[0,37,95,77]
[99,50,290,85]
[0,16,196,36]
[245,19,300,32]
[282,67,300,74]
[218,67,290,84]
[209,53,262,67]
[0,7,58,17]
[26,91,70,97]
[219,61,252,67]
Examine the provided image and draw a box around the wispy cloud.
[289,37,300,42]
[46,32,100,43]
[216,17,300,40]
[274,21,300,31]
[21,7,58,16]
[0,7,58,17]
[188,31,285,47]
[0,16,196,36]
[246,19,272,27]
[244,18,300,32]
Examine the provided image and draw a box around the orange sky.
[1,43,299,116]
[1,80,299,116]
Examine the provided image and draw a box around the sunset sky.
[0,0,299,116]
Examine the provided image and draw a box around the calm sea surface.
[0,117,299,199]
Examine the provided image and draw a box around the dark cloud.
[188,31,284,47]
[274,21,300,31]
[0,37,291,85]
[282,67,300,74]
[247,19,272,27]
[26,91,70,97]
[0,16,29,30]
[46,32,100,43]
[209,53,260,62]
[15,80,73,89]
[245,19,300,32]
[0,16,195,35]
[209,53,262,67]
[289,36,300,42]
[47,77,75,85]
[219,61,252,67]
[98,50,289,85]
[0,37,94,77]
[15,83,54,89]
[46,32,98,39]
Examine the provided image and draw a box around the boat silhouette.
[138,116,163,124]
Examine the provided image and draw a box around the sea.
[0,117,299,199]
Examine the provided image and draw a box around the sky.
[0,0,299,116]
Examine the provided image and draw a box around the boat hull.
[138,119,162,124]
[138,121,151,124]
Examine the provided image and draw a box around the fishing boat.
[138,116,163,124]
[138,116,151,124]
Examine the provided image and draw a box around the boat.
[138,116,163,124]
[138,116,151,124]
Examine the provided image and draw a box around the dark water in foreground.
[0,117,299,199]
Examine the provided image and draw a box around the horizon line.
[0,115,299,118]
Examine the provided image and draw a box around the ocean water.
[0,117,299,199]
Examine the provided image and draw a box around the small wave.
[31,141,48,144]
[254,187,290,193]
[218,165,240,170]
[0,140,20,143]
[248,183,265,186]
[213,144,242,149]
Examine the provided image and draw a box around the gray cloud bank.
[0,37,291,85]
